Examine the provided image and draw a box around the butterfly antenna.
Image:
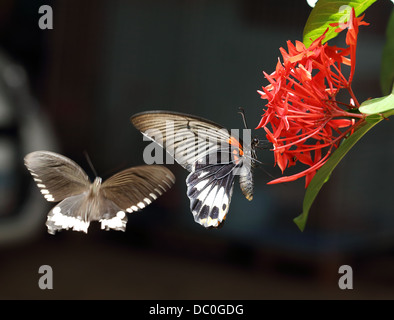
[83,150,98,177]
[238,108,277,181]
[238,107,249,129]
[253,159,277,181]
[256,140,274,150]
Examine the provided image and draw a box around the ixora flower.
[256,8,369,187]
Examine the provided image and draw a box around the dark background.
[0,0,393,299]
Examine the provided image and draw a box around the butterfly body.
[25,151,175,234]
[131,110,259,228]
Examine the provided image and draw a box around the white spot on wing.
[198,171,208,179]
[194,179,209,191]
[137,202,145,209]
[199,217,219,228]
[195,182,210,201]
[203,185,218,206]
[207,216,219,227]
[116,211,125,219]
[149,193,158,200]
[144,197,152,205]
[154,188,163,196]
[100,211,127,231]
[53,207,61,214]
[47,210,90,233]
[218,189,229,222]
[44,194,55,201]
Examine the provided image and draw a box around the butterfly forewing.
[101,165,175,213]
[24,151,90,202]
[131,111,232,171]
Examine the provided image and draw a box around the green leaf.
[380,8,394,96]
[303,0,377,48]
[293,115,383,231]
[359,85,394,116]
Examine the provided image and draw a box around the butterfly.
[24,150,175,234]
[130,110,261,228]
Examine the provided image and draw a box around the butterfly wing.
[46,193,91,234]
[24,150,90,202]
[130,111,232,172]
[46,191,127,234]
[101,165,175,214]
[186,150,237,228]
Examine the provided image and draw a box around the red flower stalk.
[257,8,369,187]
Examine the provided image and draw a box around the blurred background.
[0,0,393,299]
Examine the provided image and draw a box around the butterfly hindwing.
[24,150,90,202]
[186,151,236,228]
[46,193,91,234]
[46,192,128,234]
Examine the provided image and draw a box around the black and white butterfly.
[24,150,175,234]
[130,110,261,228]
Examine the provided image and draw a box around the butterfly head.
[252,137,259,148]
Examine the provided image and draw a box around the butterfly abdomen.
[238,167,253,201]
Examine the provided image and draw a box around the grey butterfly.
[24,150,175,234]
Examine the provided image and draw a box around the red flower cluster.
[257,8,369,187]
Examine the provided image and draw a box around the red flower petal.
[258,8,368,187]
